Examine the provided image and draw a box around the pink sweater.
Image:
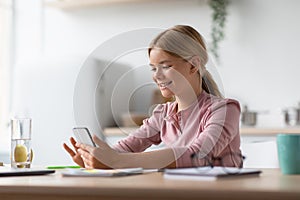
[113,91,242,168]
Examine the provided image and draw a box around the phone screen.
[73,127,96,147]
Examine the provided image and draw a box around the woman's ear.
[189,56,201,74]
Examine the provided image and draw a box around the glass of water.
[11,118,32,168]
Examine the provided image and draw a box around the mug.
[277,134,300,174]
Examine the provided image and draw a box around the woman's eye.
[162,65,172,69]
[150,65,171,72]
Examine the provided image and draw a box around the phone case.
[73,127,96,147]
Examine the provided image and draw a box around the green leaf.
[209,0,229,63]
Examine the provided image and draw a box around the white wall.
[44,0,300,127]
[6,0,300,165]
[11,57,82,165]
[220,0,300,127]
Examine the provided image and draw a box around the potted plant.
[209,0,229,63]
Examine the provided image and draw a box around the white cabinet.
[241,135,278,168]
[240,127,300,168]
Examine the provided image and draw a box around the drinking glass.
[11,118,32,168]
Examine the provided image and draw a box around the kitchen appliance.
[241,105,257,126]
[283,103,300,126]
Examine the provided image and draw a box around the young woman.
[63,25,242,169]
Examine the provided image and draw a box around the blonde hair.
[148,25,223,98]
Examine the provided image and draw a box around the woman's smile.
[158,81,173,89]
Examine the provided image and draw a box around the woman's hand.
[76,135,119,169]
[69,134,177,169]
[63,137,85,168]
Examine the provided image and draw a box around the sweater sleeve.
[174,100,241,168]
[113,104,164,153]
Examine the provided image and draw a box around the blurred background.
[0,0,300,167]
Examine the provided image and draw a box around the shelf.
[45,0,168,9]
[104,126,300,137]
[240,127,300,135]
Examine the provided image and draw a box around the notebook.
[164,167,262,181]
[61,167,144,177]
[0,167,55,177]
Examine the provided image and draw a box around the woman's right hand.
[63,137,85,168]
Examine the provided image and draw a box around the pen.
[46,165,81,169]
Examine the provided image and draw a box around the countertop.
[104,126,300,136]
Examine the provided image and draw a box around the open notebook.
[164,167,262,181]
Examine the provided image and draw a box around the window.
[0,0,12,153]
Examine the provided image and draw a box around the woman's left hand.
[76,135,119,169]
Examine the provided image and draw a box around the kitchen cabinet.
[241,135,278,168]
[239,127,299,168]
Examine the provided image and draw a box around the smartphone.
[72,127,96,147]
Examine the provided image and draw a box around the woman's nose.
[153,67,164,79]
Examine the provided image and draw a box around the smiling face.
[149,48,196,99]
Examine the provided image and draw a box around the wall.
[5,0,300,165]
[220,0,300,127]
[0,0,12,163]
[44,0,300,127]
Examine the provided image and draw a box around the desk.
[0,169,299,200]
